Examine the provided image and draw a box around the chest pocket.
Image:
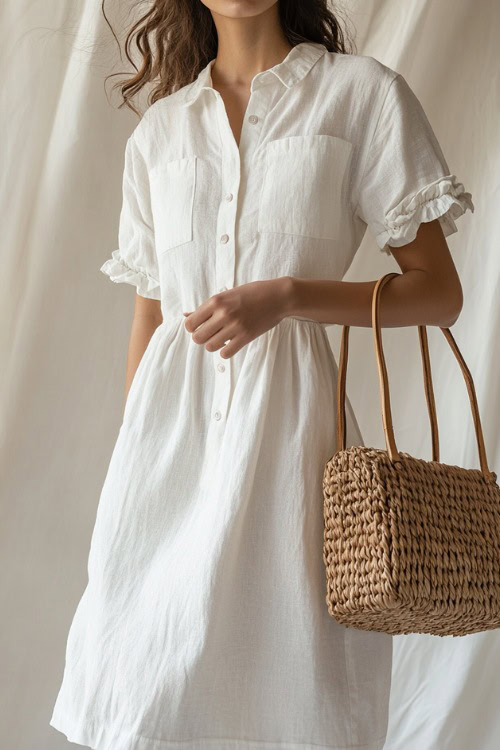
[149,156,197,254]
[258,134,352,242]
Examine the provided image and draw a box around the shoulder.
[320,48,398,82]
[322,50,400,95]
[316,50,402,119]
[127,80,196,155]
[316,50,406,135]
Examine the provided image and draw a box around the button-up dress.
[50,42,474,750]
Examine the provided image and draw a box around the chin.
[202,0,278,20]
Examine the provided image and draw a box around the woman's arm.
[124,295,163,410]
[184,219,464,360]
[283,219,463,329]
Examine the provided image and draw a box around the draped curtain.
[1,1,499,747]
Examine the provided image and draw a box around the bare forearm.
[281,270,461,329]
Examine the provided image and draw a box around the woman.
[50,1,473,748]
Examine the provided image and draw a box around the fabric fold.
[100,249,161,300]
[376,174,475,253]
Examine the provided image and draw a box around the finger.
[205,325,243,356]
[191,317,225,346]
[219,334,246,359]
[183,305,212,332]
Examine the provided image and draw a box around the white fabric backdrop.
[1,1,499,748]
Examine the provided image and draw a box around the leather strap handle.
[336,272,497,482]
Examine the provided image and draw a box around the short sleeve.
[354,73,474,255]
[100,132,161,299]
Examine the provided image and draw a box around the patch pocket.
[149,155,196,254]
[257,134,352,241]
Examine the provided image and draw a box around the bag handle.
[336,271,497,482]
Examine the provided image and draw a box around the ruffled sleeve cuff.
[376,175,475,255]
[100,249,161,300]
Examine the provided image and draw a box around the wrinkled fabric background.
[1,1,499,748]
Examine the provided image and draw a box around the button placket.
[209,84,268,425]
[211,93,242,424]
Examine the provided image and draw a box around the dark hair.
[102,0,356,117]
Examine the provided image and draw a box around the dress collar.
[179,41,327,108]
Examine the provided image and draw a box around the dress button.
[214,410,222,420]
[217,363,225,373]
[248,114,258,124]
[220,233,229,244]
[225,193,233,202]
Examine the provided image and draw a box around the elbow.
[438,279,464,328]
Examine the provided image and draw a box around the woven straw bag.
[322,271,500,637]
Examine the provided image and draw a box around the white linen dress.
[49,42,474,750]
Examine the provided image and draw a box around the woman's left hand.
[183,277,294,359]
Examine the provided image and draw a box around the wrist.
[276,275,300,319]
